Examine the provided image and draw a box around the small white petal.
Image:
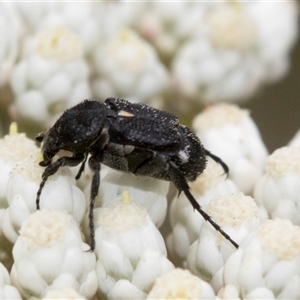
[108,280,146,300]
[42,287,86,300]
[244,287,275,299]
[217,284,240,300]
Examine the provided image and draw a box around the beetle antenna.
[205,149,229,178]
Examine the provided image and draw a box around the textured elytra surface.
[106,98,181,151]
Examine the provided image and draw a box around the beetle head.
[36,100,110,166]
[36,128,61,166]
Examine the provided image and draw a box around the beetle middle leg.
[87,154,102,251]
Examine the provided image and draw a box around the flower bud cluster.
[0,2,299,299]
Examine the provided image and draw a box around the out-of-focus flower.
[94,191,174,299]
[147,268,216,299]
[171,1,298,104]
[11,209,97,299]
[91,28,168,107]
[167,158,238,265]
[193,103,268,194]
[223,219,300,299]
[15,2,97,55]
[2,151,86,244]
[10,26,91,127]
[91,168,169,228]
[0,3,22,86]
[289,129,300,148]
[0,262,22,299]
[15,2,141,57]
[136,2,213,62]
[254,146,300,225]
[187,193,260,291]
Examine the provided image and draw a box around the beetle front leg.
[87,155,101,251]
[168,161,239,249]
[36,153,85,210]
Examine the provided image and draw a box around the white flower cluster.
[0,1,296,132]
[0,1,299,300]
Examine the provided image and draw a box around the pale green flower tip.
[9,122,18,136]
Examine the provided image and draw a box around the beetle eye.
[36,132,45,143]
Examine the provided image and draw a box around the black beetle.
[36,98,238,250]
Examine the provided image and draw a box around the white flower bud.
[0,126,38,249]
[254,146,300,224]
[94,192,174,299]
[0,126,38,201]
[223,219,300,299]
[187,193,260,289]
[167,158,238,264]
[0,262,22,299]
[91,28,168,106]
[11,209,97,299]
[92,168,169,228]
[37,27,82,60]
[2,152,86,243]
[147,268,216,299]
[193,103,268,194]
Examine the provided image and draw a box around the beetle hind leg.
[168,161,238,249]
